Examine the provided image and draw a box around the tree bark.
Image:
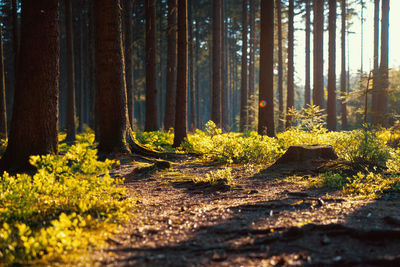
[124,0,134,129]
[0,17,7,139]
[378,0,389,126]
[285,0,294,129]
[222,0,229,131]
[327,0,337,131]
[305,0,311,107]
[313,0,324,108]
[173,0,188,147]
[239,0,248,132]
[276,0,284,131]
[1,0,59,171]
[258,0,275,137]
[212,0,222,127]
[248,0,255,130]
[340,0,347,129]
[145,0,158,131]
[371,0,380,125]
[188,0,195,132]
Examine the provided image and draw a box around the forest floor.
[97,157,400,266]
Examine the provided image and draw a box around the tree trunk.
[222,0,229,132]
[378,0,389,126]
[188,0,195,132]
[340,0,347,129]
[212,0,222,127]
[304,0,311,107]
[0,17,7,139]
[327,0,337,131]
[285,0,294,129]
[276,0,284,131]
[1,0,59,171]
[124,0,134,128]
[173,0,188,147]
[145,0,158,131]
[239,0,248,132]
[248,0,255,130]
[313,0,324,108]
[258,0,275,137]
[164,0,177,131]
[371,0,380,125]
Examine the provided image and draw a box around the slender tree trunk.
[276,0,284,131]
[1,0,59,171]
[258,0,274,137]
[164,0,177,130]
[371,0,380,125]
[248,0,255,130]
[327,0,337,131]
[222,0,229,131]
[195,18,200,129]
[145,0,158,131]
[173,0,188,147]
[212,0,222,127]
[0,18,7,139]
[305,0,311,107]
[124,0,134,128]
[240,0,248,132]
[340,0,347,129]
[188,0,195,132]
[378,0,389,126]
[313,0,324,108]
[65,0,76,141]
[11,0,18,119]
[285,0,294,129]
[88,0,96,130]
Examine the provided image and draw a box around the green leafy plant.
[193,167,233,186]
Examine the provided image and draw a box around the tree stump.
[267,145,339,173]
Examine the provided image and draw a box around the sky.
[293,0,400,85]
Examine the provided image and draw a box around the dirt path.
[101,159,400,266]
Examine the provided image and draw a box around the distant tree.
[327,0,337,131]
[123,0,134,127]
[240,0,248,132]
[65,0,76,142]
[248,0,256,130]
[258,0,275,137]
[313,0,324,108]
[276,0,284,131]
[340,0,347,129]
[212,0,222,127]
[0,16,7,139]
[378,0,389,126]
[164,0,177,130]
[145,0,158,131]
[304,0,311,107]
[371,0,380,125]
[173,0,188,147]
[0,0,59,171]
[285,0,294,129]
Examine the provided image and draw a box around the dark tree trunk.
[164,0,177,130]
[248,0,255,130]
[276,0,284,131]
[378,0,389,126]
[327,0,337,131]
[1,0,59,171]
[0,17,7,138]
[12,0,18,74]
[285,0,294,129]
[88,0,96,130]
[222,0,229,131]
[195,18,201,129]
[371,0,380,125]
[239,0,248,132]
[212,0,222,127]
[145,0,158,131]
[124,0,134,128]
[188,0,195,132]
[340,0,347,129]
[258,0,275,137]
[305,0,311,107]
[173,0,188,147]
[313,0,324,108]
[65,0,76,142]
[94,0,131,154]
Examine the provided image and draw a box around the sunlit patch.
[259,100,267,108]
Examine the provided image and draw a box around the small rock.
[321,234,331,245]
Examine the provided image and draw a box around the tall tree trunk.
[124,0,134,128]
[340,0,347,129]
[11,0,18,119]
[378,0,389,126]
[0,17,7,139]
[88,0,96,130]
[173,0,188,147]
[313,0,324,108]
[188,0,195,132]
[304,0,311,107]
[239,0,248,132]
[1,0,59,171]
[258,0,274,137]
[212,0,222,127]
[371,0,380,125]
[195,18,200,129]
[248,0,255,130]
[145,0,158,131]
[276,0,284,131]
[327,0,337,131]
[285,0,294,129]
[222,0,229,131]
[65,0,76,141]
[164,0,177,130]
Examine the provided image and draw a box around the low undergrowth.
[0,130,133,265]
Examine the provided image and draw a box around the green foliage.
[286,105,327,131]
[318,172,348,189]
[193,167,233,186]
[0,132,133,264]
[135,130,175,152]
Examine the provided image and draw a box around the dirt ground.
[99,158,400,266]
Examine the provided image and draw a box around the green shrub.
[193,167,233,185]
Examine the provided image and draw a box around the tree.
[239,0,248,132]
[65,0,76,142]
[145,0,158,131]
[327,0,337,131]
[285,0,294,129]
[304,0,311,107]
[248,0,256,130]
[340,0,347,129]
[164,0,177,130]
[371,0,380,125]
[0,0,59,171]
[212,0,222,127]
[123,0,134,128]
[188,0,195,131]
[313,0,324,108]
[173,0,188,147]
[276,0,284,131]
[0,15,7,139]
[258,0,274,137]
[378,0,389,126]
